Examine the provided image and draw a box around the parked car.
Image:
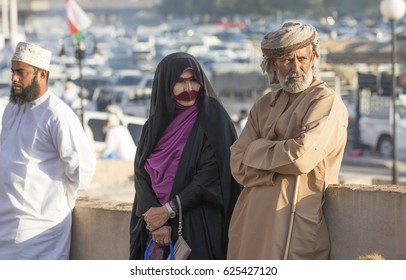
[91,72,154,118]
[359,95,406,157]
[72,74,116,100]
[91,86,151,118]
[83,110,147,152]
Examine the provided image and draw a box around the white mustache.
[286,73,304,81]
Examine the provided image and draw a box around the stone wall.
[71,184,406,260]
[324,184,406,260]
[70,198,132,260]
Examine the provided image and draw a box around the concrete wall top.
[70,198,133,260]
[324,184,406,260]
[70,184,406,260]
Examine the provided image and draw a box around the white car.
[83,110,147,152]
[359,101,406,158]
[91,72,154,118]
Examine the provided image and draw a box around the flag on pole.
[65,0,91,44]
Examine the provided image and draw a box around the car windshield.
[398,105,406,119]
[96,88,115,111]
[116,76,142,86]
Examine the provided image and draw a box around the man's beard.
[277,69,313,94]
[10,75,40,105]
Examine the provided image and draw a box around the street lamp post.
[380,0,406,185]
[74,41,85,126]
[60,34,96,126]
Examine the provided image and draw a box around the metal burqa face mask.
[172,89,199,102]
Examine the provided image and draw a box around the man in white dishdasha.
[0,42,96,259]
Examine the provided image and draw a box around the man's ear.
[311,50,316,61]
[39,69,48,79]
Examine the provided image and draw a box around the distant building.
[12,0,162,24]
[17,0,161,11]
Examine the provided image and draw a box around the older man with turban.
[227,22,348,259]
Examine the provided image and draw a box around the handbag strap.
[176,195,183,236]
[144,239,175,260]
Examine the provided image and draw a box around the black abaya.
[129,52,241,260]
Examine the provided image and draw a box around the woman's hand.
[151,226,172,246]
[143,205,169,231]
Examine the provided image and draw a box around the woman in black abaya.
[129,52,241,260]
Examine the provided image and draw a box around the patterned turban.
[260,22,320,84]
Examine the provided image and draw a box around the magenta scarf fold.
[144,103,198,204]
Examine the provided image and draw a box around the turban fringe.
[261,33,316,59]
[259,22,320,84]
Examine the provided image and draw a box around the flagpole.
[65,0,93,127]
[75,41,85,127]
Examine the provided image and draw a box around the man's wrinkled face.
[273,45,315,94]
[10,61,40,105]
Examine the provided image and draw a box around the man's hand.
[294,126,307,144]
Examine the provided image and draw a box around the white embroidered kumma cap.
[12,42,52,71]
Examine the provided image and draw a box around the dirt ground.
[80,159,135,203]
